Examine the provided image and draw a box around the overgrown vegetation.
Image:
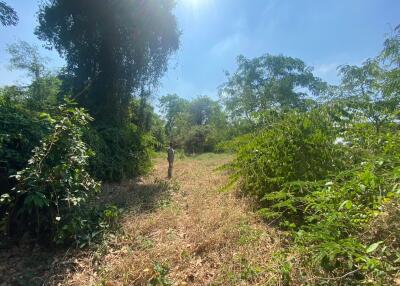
[158,94,227,154]
[1,0,399,284]
[225,28,400,284]
[0,0,180,246]
[1,103,101,245]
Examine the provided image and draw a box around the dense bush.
[0,103,102,245]
[223,29,400,284]
[229,110,348,224]
[85,124,152,182]
[159,94,228,154]
[227,109,400,283]
[0,95,50,183]
[294,127,400,282]
[0,95,50,224]
[183,125,219,154]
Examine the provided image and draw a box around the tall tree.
[159,93,189,138]
[337,28,400,134]
[7,41,60,110]
[188,96,226,127]
[7,41,47,81]
[0,1,18,26]
[380,25,400,99]
[36,0,180,125]
[219,54,327,122]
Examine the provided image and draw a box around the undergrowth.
[225,109,400,284]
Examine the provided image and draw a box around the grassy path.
[1,154,286,286]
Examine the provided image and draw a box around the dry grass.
[0,154,288,286]
[59,153,286,286]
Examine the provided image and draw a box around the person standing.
[167,143,175,179]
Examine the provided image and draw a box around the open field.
[63,153,287,286]
[0,154,287,286]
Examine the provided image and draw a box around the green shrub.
[183,125,217,154]
[296,153,400,282]
[228,110,348,225]
[85,124,152,182]
[0,96,50,222]
[1,103,101,245]
[0,96,50,184]
[227,107,400,283]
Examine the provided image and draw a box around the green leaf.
[339,200,352,210]
[366,241,383,253]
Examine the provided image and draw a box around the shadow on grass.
[100,177,178,213]
[0,177,177,286]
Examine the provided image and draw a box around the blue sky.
[0,0,399,100]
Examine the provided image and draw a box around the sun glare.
[181,0,209,10]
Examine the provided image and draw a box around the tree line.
[1,0,180,246]
[221,27,400,284]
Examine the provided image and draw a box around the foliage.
[0,93,50,188]
[228,107,400,283]
[228,110,347,223]
[0,0,180,250]
[337,60,399,134]
[130,97,168,151]
[7,41,62,111]
[7,41,48,80]
[85,123,152,182]
[26,75,62,111]
[36,0,180,125]
[0,1,18,26]
[159,93,189,139]
[183,125,216,154]
[219,54,327,124]
[33,0,180,183]
[295,148,400,282]
[0,94,49,230]
[187,96,226,127]
[148,262,172,286]
[224,31,400,285]
[150,115,168,152]
[159,94,227,154]
[1,102,101,245]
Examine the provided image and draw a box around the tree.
[0,1,18,26]
[130,96,168,150]
[339,62,388,133]
[188,96,225,126]
[158,94,227,153]
[184,125,214,154]
[7,41,47,81]
[380,25,400,101]
[337,28,400,134]
[219,54,327,123]
[36,0,180,125]
[159,94,189,139]
[7,41,60,111]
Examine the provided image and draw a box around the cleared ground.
[1,154,286,286]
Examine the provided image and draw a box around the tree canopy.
[0,1,18,26]
[219,54,327,122]
[7,41,48,80]
[36,0,180,125]
[159,93,189,138]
